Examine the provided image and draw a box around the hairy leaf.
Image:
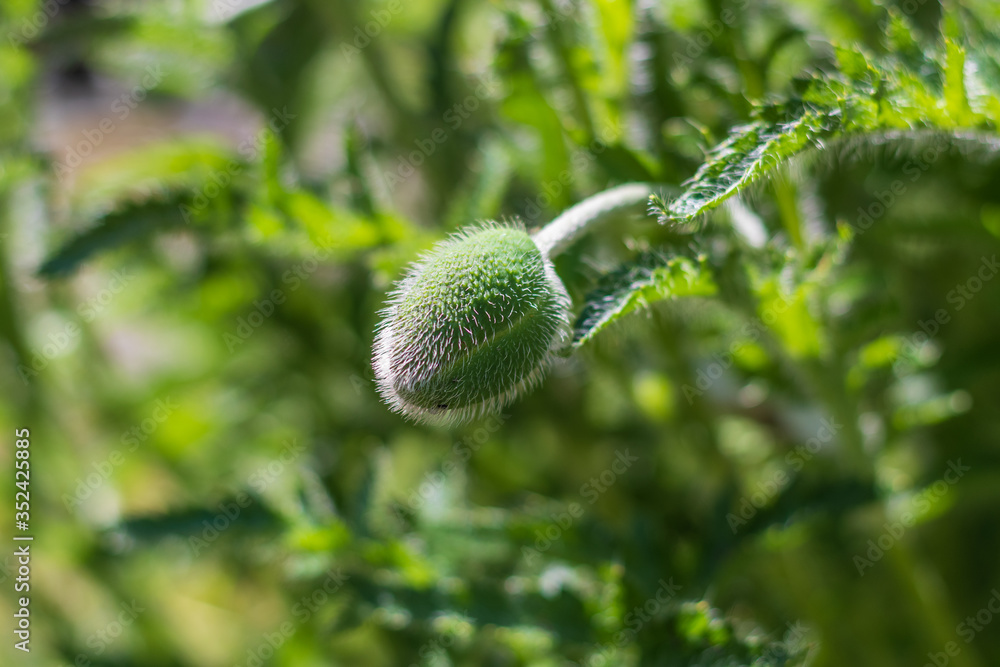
[652,106,843,225]
[39,192,219,277]
[653,12,1000,226]
[573,251,717,347]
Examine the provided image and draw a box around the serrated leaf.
[883,9,921,57]
[573,252,717,347]
[654,105,843,225]
[943,39,975,125]
[653,17,1000,227]
[835,45,876,88]
[39,193,210,277]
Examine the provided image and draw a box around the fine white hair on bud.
[373,184,656,425]
[373,223,571,425]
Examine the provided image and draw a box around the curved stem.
[532,183,658,258]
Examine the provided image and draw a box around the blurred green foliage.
[1,0,1000,665]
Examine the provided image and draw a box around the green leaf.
[752,276,823,359]
[229,3,325,146]
[38,192,217,277]
[652,105,843,225]
[943,39,975,125]
[68,139,243,213]
[593,0,633,98]
[280,190,381,251]
[652,19,1000,227]
[959,8,1000,120]
[573,251,718,347]
[112,501,282,542]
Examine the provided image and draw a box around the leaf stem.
[773,177,804,249]
[532,183,656,258]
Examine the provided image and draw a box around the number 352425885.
[15,429,30,523]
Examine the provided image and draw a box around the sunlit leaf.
[573,251,718,347]
[652,18,1000,227]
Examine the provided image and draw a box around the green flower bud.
[373,184,656,425]
[373,224,571,425]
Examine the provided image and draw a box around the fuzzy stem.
[532,183,657,258]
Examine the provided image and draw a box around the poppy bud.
[373,224,571,425]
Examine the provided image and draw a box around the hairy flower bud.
[373,224,571,425]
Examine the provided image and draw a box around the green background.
[1,0,999,665]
